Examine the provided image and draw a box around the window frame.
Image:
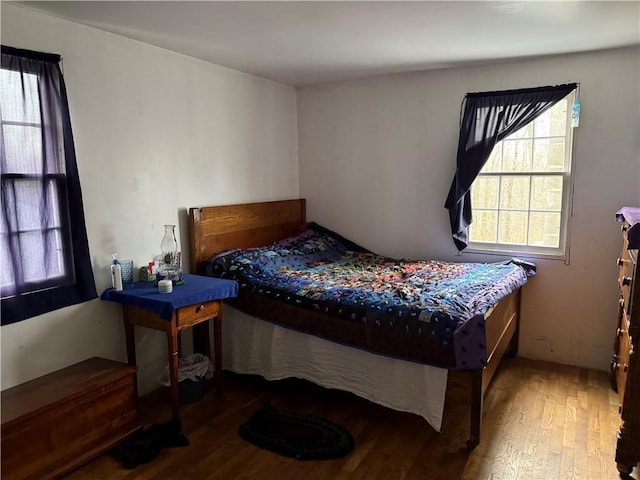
[1,75,76,295]
[1,45,97,325]
[464,92,576,262]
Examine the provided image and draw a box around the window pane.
[483,144,502,172]
[14,179,61,230]
[46,180,62,227]
[502,139,532,172]
[533,109,552,138]
[45,229,66,279]
[535,99,567,138]
[498,211,528,245]
[500,176,530,210]
[20,229,65,282]
[0,234,14,290]
[533,138,565,172]
[506,122,533,139]
[3,124,43,173]
[470,210,497,243]
[530,176,563,212]
[528,212,561,248]
[549,99,568,136]
[471,176,499,209]
[0,181,16,232]
[20,231,46,282]
[0,70,41,124]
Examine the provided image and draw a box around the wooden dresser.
[610,215,640,476]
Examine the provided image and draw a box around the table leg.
[213,312,222,391]
[167,322,180,421]
[122,308,137,367]
[122,307,139,409]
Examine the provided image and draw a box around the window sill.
[459,246,569,264]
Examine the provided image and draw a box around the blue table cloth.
[101,274,238,321]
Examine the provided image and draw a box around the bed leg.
[505,291,521,358]
[505,330,519,358]
[466,369,483,449]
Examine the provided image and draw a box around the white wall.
[298,47,640,371]
[1,4,298,394]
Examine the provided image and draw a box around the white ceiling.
[12,1,640,87]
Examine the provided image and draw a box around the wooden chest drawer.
[1,357,140,480]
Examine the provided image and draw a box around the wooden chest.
[610,219,640,476]
[1,357,140,480]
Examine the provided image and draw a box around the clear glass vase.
[160,224,182,282]
[161,225,177,265]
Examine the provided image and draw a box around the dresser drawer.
[616,317,632,407]
[619,228,637,315]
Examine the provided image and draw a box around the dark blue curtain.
[1,46,97,324]
[444,83,577,251]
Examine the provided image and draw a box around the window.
[468,93,574,257]
[1,68,73,292]
[1,46,96,324]
[444,83,577,252]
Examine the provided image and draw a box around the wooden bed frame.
[188,198,520,448]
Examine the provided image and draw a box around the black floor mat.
[238,405,355,460]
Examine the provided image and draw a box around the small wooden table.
[101,274,238,421]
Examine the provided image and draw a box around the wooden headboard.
[188,199,306,275]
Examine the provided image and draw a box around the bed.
[188,199,533,447]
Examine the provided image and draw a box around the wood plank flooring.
[64,357,637,480]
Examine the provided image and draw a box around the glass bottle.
[160,224,178,271]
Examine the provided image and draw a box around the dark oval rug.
[238,405,355,460]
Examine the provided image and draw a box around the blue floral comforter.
[206,223,535,369]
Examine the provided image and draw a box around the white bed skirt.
[222,307,448,432]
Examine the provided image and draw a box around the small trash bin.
[157,353,213,405]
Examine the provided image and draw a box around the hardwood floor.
[64,357,637,480]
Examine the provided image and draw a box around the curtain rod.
[466,83,579,99]
[1,45,61,64]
